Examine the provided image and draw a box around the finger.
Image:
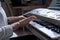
[28,16,37,21]
[18,15,26,18]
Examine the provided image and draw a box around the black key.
[53,27,58,33]
[51,27,56,31]
[55,28,60,34]
[47,25,54,29]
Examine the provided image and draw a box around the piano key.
[29,21,60,39]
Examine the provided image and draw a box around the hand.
[8,16,26,23]
[17,16,26,20]
[28,16,37,21]
[11,16,37,31]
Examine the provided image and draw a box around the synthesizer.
[23,8,60,40]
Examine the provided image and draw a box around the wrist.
[7,17,20,24]
[11,22,20,31]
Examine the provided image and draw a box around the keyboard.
[23,8,60,39]
[29,20,60,39]
[34,19,60,34]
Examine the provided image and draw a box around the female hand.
[11,16,37,31]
